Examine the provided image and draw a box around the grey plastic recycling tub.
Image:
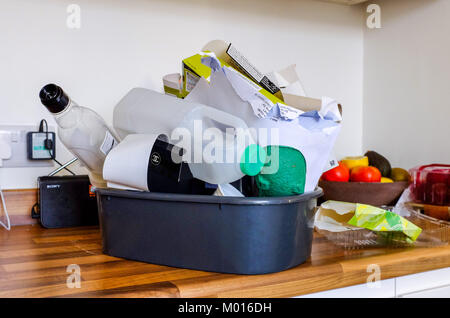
[96,188,322,275]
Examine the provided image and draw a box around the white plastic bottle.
[113,88,265,184]
[40,84,120,188]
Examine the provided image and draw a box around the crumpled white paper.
[186,54,342,192]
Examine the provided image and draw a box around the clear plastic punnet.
[316,205,450,250]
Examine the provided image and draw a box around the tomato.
[321,163,350,182]
[350,166,382,182]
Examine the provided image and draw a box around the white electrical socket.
[0,131,12,167]
[0,125,55,168]
[0,131,11,150]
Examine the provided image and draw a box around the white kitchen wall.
[363,0,450,170]
[0,0,364,189]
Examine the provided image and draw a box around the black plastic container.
[96,188,322,275]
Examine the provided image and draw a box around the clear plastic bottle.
[39,84,120,188]
[113,88,266,184]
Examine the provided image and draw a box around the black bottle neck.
[39,84,70,114]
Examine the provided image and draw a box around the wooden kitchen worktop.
[1,225,449,298]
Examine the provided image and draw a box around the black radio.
[32,175,98,228]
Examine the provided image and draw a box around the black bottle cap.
[39,84,70,114]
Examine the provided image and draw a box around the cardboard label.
[100,131,117,156]
[226,44,280,95]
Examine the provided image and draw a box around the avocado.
[364,151,392,177]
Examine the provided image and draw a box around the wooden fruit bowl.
[318,180,410,207]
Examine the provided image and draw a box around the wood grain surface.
[1,189,38,226]
[1,224,449,298]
